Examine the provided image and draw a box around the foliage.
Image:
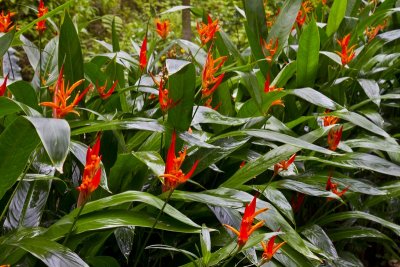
[0,0,400,266]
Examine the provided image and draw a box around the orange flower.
[264,74,283,93]
[224,195,268,247]
[77,133,102,207]
[196,15,219,45]
[365,20,387,42]
[327,126,343,151]
[0,11,16,33]
[160,131,199,192]
[36,0,48,33]
[0,265,10,267]
[155,19,170,39]
[150,73,177,112]
[270,99,285,107]
[295,1,313,28]
[139,36,147,71]
[261,234,286,262]
[261,38,279,63]
[326,176,349,200]
[0,74,8,96]
[201,50,227,98]
[97,80,118,100]
[335,34,356,65]
[323,109,340,126]
[40,66,92,118]
[274,154,296,175]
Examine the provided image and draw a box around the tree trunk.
[182,0,193,41]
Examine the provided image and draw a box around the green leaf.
[0,97,42,117]
[0,118,41,200]
[132,151,165,176]
[86,256,120,267]
[167,59,196,131]
[0,28,15,58]
[272,61,297,88]
[24,117,70,173]
[317,211,400,237]
[270,179,339,199]
[326,0,348,37]
[192,106,249,126]
[297,18,320,87]
[328,226,398,247]
[7,81,39,111]
[289,88,339,110]
[263,187,295,224]
[58,12,84,95]
[7,237,88,267]
[357,79,380,107]
[302,225,338,260]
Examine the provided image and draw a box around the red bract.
[323,109,340,126]
[261,233,286,262]
[295,1,313,28]
[40,66,92,118]
[327,126,343,151]
[290,192,305,213]
[274,154,296,175]
[201,50,227,98]
[335,34,356,65]
[150,73,177,112]
[36,0,48,33]
[224,195,268,247]
[0,74,8,96]
[261,38,278,63]
[196,15,219,45]
[139,36,147,71]
[0,11,16,33]
[160,131,199,192]
[326,176,349,200]
[77,134,102,207]
[97,80,118,100]
[155,19,170,39]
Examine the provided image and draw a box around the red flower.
[40,66,92,118]
[295,1,313,28]
[160,131,199,192]
[97,80,118,100]
[155,19,170,39]
[327,126,343,151]
[274,154,296,175]
[77,134,102,207]
[335,34,356,65]
[224,195,268,247]
[290,192,305,213]
[36,0,48,33]
[0,11,16,33]
[139,36,147,71]
[261,233,286,262]
[323,109,340,126]
[196,15,219,45]
[326,176,349,200]
[150,73,178,112]
[201,50,227,98]
[365,20,387,42]
[0,74,8,96]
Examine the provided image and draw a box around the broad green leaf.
[114,227,135,261]
[6,237,88,267]
[0,28,15,58]
[85,256,120,267]
[171,190,243,209]
[192,106,249,126]
[166,60,196,131]
[326,0,348,37]
[357,79,380,107]
[237,71,263,112]
[0,97,42,117]
[0,117,41,200]
[270,180,339,199]
[289,88,339,110]
[317,211,400,237]
[7,81,39,111]
[237,90,286,117]
[132,151,164,176]
[343,137,400,153]
[58,12,84,95]
[297,19,320,87]
[263,187,295,224]
[302,225,338,260]
[25,117,70,173]
[272,61,297,88]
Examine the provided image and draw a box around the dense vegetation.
[0,0,400,266]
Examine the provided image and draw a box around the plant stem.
[38,33,42,103]
[133,189,174,267]
[258,173,277,196]
[221,247,239,267]
[63,202,86,245]
[7,51,15,80]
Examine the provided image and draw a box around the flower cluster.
[326,176,349,200]
[336,34,356,66]
[97,80,118,100]
[0,11,16,33]
[155,19,171,40]
[295,1,313,28]
[327,126,343,151]
[196,15,219,45]
[274,154,296,175]
[36,0,48,33]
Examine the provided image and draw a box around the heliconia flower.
[270,99,285,108]
[264,74,283,93]
[201,50,227,98]
[335,34,356,66]
[204,96,221,110]
[40,66,92,118]
[224,195,268,247]
[97,80,118,100]
[295,1,313,28]
[160,131,199,192]
[261,38,279,63]
[77,133,102,207]
[0,74,8,96]
[290,192,305,213]
[323,109,340,126]
[261,233,286,262]
[326,176,349,200]
[196,15,219,45]
[365,20,387,42]
[0,11,16,33]
[155,19,170,39]
[240,161,246,168]
[150,73,177,112]
[139,36,147,71]
[36,0,48,33]
[327,126,343,151]
[274,154,296,175]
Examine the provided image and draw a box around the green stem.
[7,51,15,80]
[221,247,240,267]
[38,33,42,103]
[258,173,277,196]
[63,202,86,245]
[133,189,174,267]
